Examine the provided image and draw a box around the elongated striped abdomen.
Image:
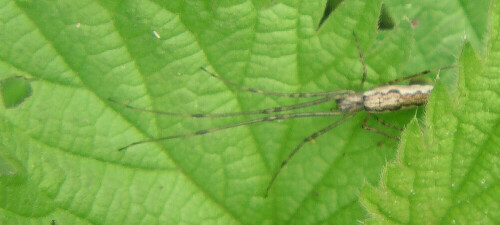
[362,85,433,113]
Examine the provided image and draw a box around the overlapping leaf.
[0,0,491,224]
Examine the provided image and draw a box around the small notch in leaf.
[317,0,345,30]
[378,5,394,30]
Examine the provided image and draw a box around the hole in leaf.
[378,5,394,30]
[317,0,345,30]
[1,76,33,108]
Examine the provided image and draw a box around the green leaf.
[361,2,500,225]
[384,0,491,72]
[0,0,490,224]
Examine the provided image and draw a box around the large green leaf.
[0,0,491,224]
